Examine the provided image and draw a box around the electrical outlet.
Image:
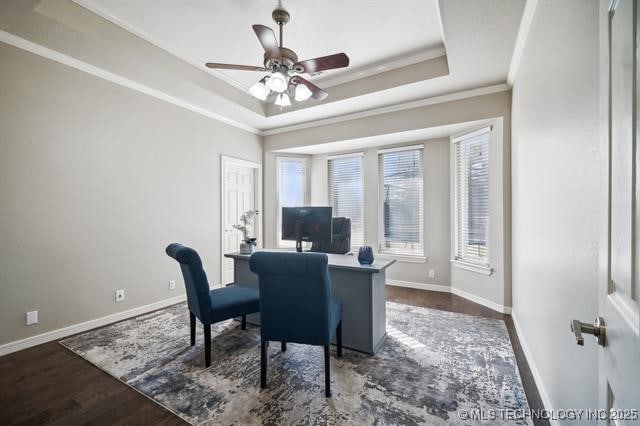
[169,280,176,291]
[25,310,38,325]
[428,269,436,279]
[115,289,125,303]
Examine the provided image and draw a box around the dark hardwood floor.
[1,287,547,425]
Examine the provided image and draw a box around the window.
[453,127,490,266]
[378,146,424,256]
[277,157,307,247]
[328,154,365,249]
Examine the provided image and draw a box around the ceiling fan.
[205,8,350,107]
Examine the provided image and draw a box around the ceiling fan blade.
[205,63,267,71]
[252,24,282,59]
[294,53,350,74]
[296,76,328,101]
[205,62,267,71]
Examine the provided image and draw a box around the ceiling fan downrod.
[272,9,289,48]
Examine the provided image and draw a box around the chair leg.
[190,312,196,346]
[281,342,287,352]
[260,341,268,389]
[324,345,331,397]
[241,315,247,330]
[204,324,211,368]
[336,321,343,357]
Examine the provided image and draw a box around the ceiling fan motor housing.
[264,47,298,70]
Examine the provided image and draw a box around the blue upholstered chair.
[249,251,343,397]
[166,243,260,367]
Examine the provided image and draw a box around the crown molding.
[0,30,262,135]
[261,83,511,136]
[507,0,539,86]
[72,0,251,93]
[1,29,509,138]
[312,47,446,88]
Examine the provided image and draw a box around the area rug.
[60,302,530,425]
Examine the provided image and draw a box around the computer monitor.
[282,206,333,252]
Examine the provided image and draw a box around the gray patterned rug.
[60,302,530,425]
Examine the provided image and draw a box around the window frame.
[327,152,365,251]
[451,126,492,274]
[275,156,309,248]
[377,144,425,258]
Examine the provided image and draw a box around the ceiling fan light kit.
[294,82,312,102]
[205,8,350,107]
[266,72,288,93]
[274,92,291,107]
[248,77,270,101]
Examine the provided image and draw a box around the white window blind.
[328,154,364,249]
[378,147,424,256]
[277,157,307,247]
[454,128,490,264]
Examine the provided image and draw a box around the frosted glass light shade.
[274,93,291,107]
[294,83,312,101]
[266,72,288,93]
[249,79,269,100]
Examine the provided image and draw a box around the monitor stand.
[295,221,303,253]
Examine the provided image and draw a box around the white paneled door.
[597,0,640,422]
[221,157,260,286]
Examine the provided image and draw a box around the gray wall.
[0,42,262,345]
[263,92,511,305]
[511,0,599,418]
[302,140,451,288]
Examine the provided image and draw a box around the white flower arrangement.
[232,209,260,245]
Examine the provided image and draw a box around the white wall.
[511,0,600,419]
[303,140,451,288]
[0,42,262,345]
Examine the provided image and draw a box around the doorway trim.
[220,155,262,285]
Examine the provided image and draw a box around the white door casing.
[598,0,640,422]
[221,156,261,286]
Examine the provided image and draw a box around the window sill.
[451,259,492,275]
[378,252,426,263]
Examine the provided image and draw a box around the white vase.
[239,242,254,255]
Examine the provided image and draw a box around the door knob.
[570,317,606,347]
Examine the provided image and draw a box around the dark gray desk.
[224,250,396,355]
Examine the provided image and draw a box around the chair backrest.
[310,217,351,254]
[249,251,332,345]
[165,243,213,323]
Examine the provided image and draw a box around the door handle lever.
[570,317,606,347]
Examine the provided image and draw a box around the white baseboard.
[511,310,556,426]
[450,287,512,314]
[386,279,512,314]
[0,295,187,357]
[1,283,512,356]
[386,279,450,293]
